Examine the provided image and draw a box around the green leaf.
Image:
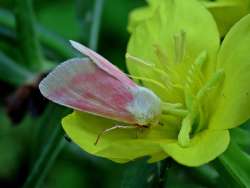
[165,163,212,188]
[186,165,219,186]
[209,15,250,130]
[120,158,158,188]
[0,136,23,178]
[230,127,250,150]
[218,141,250,187]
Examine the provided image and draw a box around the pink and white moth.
[39,41,162,140]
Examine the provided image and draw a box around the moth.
[39,40,162,144]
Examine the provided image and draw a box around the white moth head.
[126,86,161,125]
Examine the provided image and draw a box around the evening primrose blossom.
[62,0,250,166]
[128,0,250,36]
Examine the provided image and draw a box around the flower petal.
[203,0,250,36]
[62,111,173,163]
[127,0,219,102]
[210,14,250,130]
[127,0,158,33]
[160,129,230,166]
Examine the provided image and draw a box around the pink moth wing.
[39,45,138,123]
[69,40,136,87]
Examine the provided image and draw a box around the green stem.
[88,0,105,51]
[0,51,34,85]
[0,8,75,58]
[0,9,15,26]
[23,122,66,188]
[157,160,169,188]
[37,26,75,58]
[15,0,43,72]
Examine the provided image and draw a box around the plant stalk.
[14,0,43,72]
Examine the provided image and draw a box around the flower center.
[161,50,224,147]
[178,67,224,147]
[126,31,224,147]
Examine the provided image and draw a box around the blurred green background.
[0,0,250,188]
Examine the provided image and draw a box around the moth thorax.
[126,86,161,125]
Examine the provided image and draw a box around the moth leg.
[94,125,136,145]
[134,124,148,138]
[135,126,143,138]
